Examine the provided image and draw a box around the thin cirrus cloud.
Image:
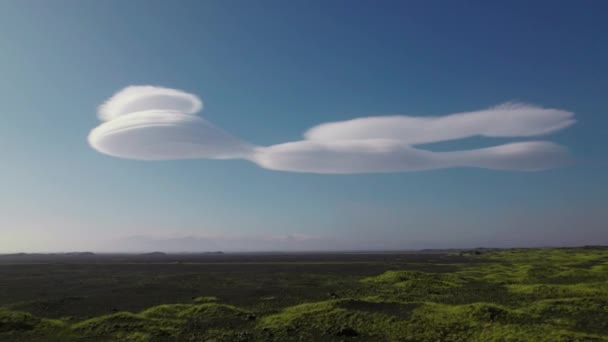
[88,86,575,174]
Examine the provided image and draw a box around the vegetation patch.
[1,247,608,341]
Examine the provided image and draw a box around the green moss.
[193,295,218,303]
[507,282,608,298]
[71,312,151,337]
[258,300,337,329]
[258,299,408,340]
[0,308,68,340]
[475,324,608,342]
[178,303,250,319]
[120,331,151,342]
[140,303,192,318]
[362,270,436,284]
[527,298,608,333]
[3,247,608,341]
[0,309,42,332]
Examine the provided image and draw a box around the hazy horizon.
[1,234,604,254]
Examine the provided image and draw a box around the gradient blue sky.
[1,0,607,252]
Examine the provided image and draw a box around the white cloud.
[88,86,575,173]
[304,102,575,144]
[97,86,203,121]
[89,110,253,160]
[253,140,569,174]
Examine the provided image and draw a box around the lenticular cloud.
[304,102,575,144]
[89,87,252,160]
[97,86,203,121]
[88,86,575,173]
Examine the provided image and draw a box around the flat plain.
[1,247,607,341]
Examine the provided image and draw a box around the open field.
[1,247,607,341]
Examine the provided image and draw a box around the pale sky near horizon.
[0,0,607,252]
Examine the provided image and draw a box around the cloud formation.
[98,85,203,121]
[304,102,575,144]
[89,110,253,160]
[88,86,575,173]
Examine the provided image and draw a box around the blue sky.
[0,0,607,252]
